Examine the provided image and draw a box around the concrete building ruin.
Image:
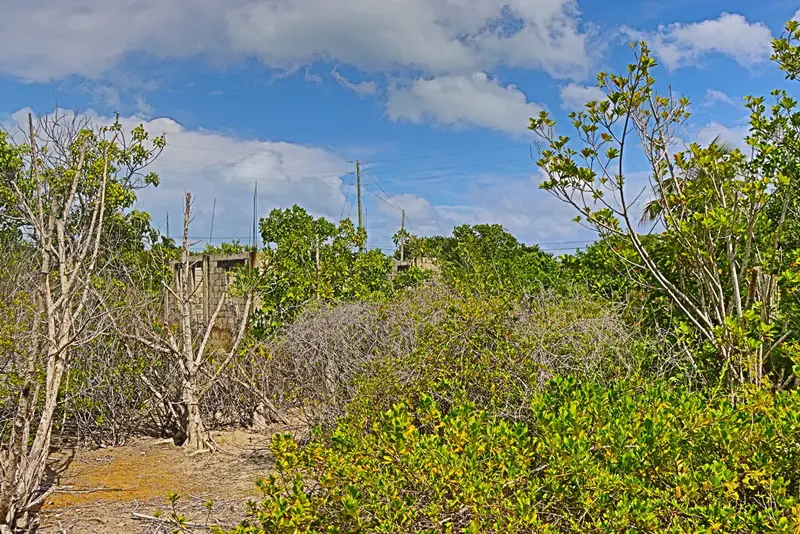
[164,252,439,330]
[164,252,262,332]
[389,256,439,279]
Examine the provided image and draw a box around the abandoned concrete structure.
[389,256,439,278]
[164,252,438,330]
[164,252,262,331]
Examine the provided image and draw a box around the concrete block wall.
[165,252,261,333]
[389,256,440,279]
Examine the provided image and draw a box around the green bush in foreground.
[224,378,800,533]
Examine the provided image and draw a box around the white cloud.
[331,70,378,97]
[622,13,773,71]
[4,108,595,247]
[691,121,750,152]
[386,72,543,136]
[304,67,323,85]
[370,179,593,246]
[2,108,352,244]
[135,95,155,116]
[703,89,736,107]
[559,82,605,110]
[794,10,800,22]
[0,0,591,82]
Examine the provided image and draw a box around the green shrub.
[346,289,668,428]
[224,378,800,533]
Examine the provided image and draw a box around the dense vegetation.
[1,18,800,534]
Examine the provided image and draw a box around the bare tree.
[126,192,256,451]
[0,111,163,532]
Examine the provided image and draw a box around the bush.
[345,288,671,426]
[223,378,800,533]
[258,283,667,430]
[258,281,455,428]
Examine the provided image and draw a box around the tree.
[0,111,164,532]
[638,135,733,224]
[529,34,800,387]
[401,224,558,297]
[254,206,391,335]
[125,193,258,451]
[203,239,253,255]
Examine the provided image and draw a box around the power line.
[160,115,742,165]
[362,184,403,214]
[363,171,403,212]
[156,156,531,176]
[154,120,746,185]
[367,144,532,163]
[363,157,529,176]
[155,157,349,173]
[378,163,531,185]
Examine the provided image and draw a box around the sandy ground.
[38,426,291,533]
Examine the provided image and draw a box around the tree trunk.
[0,350,68,533]
[181,365,209,451]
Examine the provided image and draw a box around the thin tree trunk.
[181,364,208,451]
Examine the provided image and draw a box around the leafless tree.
[125,192,256,451]
[0,111,163,533]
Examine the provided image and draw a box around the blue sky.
[0,0,798,254]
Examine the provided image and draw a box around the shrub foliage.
[226,379,800,533]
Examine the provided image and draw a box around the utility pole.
[356,160,364,252]
[166,212,170,239]
[400,209,405,262]
[356,160,363,232]
[209,198,216,245]
[252,181,258,250]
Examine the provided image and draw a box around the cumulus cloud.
[0,0,591,82]
[386,72,543,136]
[331,70,379,97]
[559,82,605,110]
[2,108,352,244]
[622,13,773,71]
[370,179,592,246]
[3,107,594,247]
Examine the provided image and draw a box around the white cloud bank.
[3,108,590,246]
[622,13,773,71]
[0,0,592,82]
[386,72,543,136]
[2,108,351,243]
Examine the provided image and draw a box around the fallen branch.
[54,485,126,494]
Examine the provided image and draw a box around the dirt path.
[39,428,286,533]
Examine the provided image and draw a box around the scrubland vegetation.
[2,19,800,534]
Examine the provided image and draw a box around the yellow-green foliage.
[345,290,659,428]
[223,379,800,533]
